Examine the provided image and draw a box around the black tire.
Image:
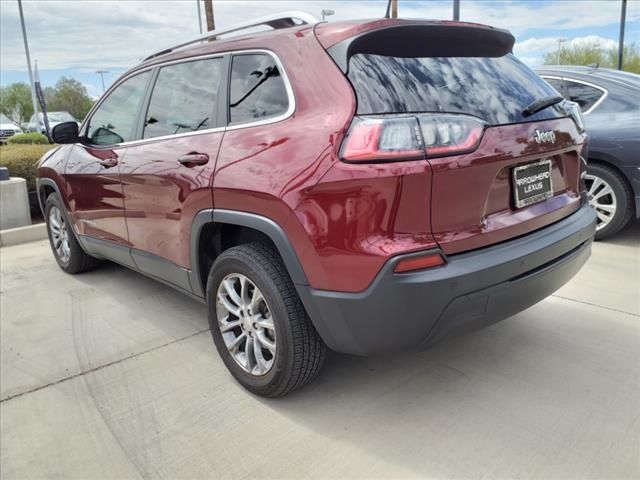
[44,194,99,274]
[206,243,326,397]
[586,163,634,240]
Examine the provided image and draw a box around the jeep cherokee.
[37,13,597,397]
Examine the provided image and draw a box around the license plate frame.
[512,159,553,209]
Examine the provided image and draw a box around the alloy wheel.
[585,173,617,232]
[216,273,276,376]
[49,206,71,264]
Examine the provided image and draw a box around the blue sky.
[1,0,638,98]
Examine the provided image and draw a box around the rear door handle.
[178,152,209,166]
[98,158,118,168]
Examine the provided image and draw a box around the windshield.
[348,53,565,125]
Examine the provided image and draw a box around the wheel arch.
[189,209,309,298]
[36,178,65,219]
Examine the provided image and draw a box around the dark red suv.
[37,13,596,397]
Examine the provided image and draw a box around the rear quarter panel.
[213,26,357,288]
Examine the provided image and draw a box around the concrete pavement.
[1,223,639,479]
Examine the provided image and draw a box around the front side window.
[143,58,224,139]
[87,71,151,145]
[565,80,604,112]
[229,54,289,124]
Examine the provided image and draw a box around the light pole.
[556,38,568,65]
[95,70,109,93]
[618,0,627,70]
[321,9,335,21]
[17,0,39,128]
[453,0,460,21]
[196,0,203,34]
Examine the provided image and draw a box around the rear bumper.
[299,201,596,356]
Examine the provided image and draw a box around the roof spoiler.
[327,23,515,74]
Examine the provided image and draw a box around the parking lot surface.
[1,224,639,480]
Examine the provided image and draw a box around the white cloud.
[1,0,637,72]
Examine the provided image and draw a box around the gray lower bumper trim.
[298,202,597,356]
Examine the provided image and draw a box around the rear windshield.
[348,53,565,125]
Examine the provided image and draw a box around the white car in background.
[0,113,23,143]
[26,111,80,134]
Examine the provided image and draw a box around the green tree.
[44,77,95,121]
[543,41,640,74]
[0,83,34,124]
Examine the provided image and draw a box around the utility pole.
[203,0,215,31]
[556,38,567,65]
[95,70,109,93]
[196,0,203,34]
[391,0,398,18]
[17,0,39,127]
[453,0,460,21]
[618,0,627,70]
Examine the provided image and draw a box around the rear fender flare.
[189,209,309,298]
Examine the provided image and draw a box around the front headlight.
[564,101,586,134]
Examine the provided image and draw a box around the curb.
[0,223,47,247]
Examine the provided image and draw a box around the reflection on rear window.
[348,54,564,125]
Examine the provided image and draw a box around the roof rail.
[144,11,319,61]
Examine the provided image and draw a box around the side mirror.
[51,121,79,144]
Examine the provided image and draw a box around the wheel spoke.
[62,240,71,260]
[250,287,264,310]
[595,210,612,224]
[593,185,613,201]
[219,318,242,333]
[217,292,241,317]
[256,330,276,353]
[239,276,250,308]
[595,204,615,213]
[255,316,274,331]
[222,278,242,308]
[587,177,603,196]
[227,332,246,352]
[244,336,255,371]
[253,336,269,374]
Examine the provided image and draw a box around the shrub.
[6,132,50,145]
[0,144,57,190]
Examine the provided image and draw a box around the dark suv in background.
[537,66,640,239]
[37,13,595,397]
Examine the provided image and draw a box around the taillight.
[340,114,486,163]
[340,116,424,162]
[564,101,586,134]
[417,114,485,158]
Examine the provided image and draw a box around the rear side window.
[565,80,604,112]
[348,54,564,125]
[229,54,289,124]
[87,71,151,145]
[143,58,224,139]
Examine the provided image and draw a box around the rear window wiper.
[522,95,564,117]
